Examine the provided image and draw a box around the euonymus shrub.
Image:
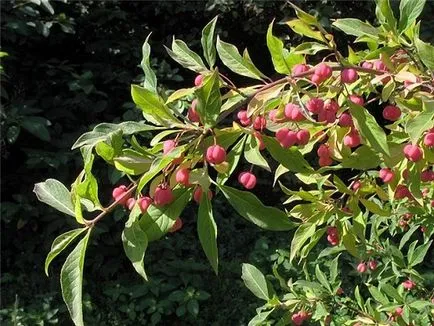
[35,0,434,325]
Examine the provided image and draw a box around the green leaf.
[360,198,390,216]
[409,240,432,267]
[139,188,192,241]
[166,38,208,73]
[399,224,420,250]
[45,228,86,276]
[290,223,316,262]
[398,0,426,33]
[349,103,390,157]
[216,36,265,81]
[288,2,319,25]
[341,146,381,170]
[60,229,91,326]
[131,85,180,127]
[263,136,313,174]
[381,79,395,102]
[248,309,275,326]
[342,223,359,258]
[201,16,218,68]
[140,34,157,92]
[72,121,161,150]
[244,135,270,171]
[405,100,434,143]
[367,285,389,305]
[375,0,397,31]
[241,263,274,301]
[293,42,329,55]
[198,195,218,274]
[76,152,101,208]
[122,206,149,280]
[21,116,51,142]
[414,37,434,70]
[217,135,246,185]
[34,179,76,218]
[266,21,304,74]
[332,19,379,39]
[315,265,332,293]
[194,69,222,127]
[286,19,324,42]
[165,88,195,104]
[354,286,365,310]
[219,185,296,231]
[380,283,402,302]
[113,152,152,175]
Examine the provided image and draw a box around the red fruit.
[338,113,353,127]
[153,185,174,206]
[336,288,344,295]
[402,169,410,180]
[344,131,361,148]
[126,198,136,210]
[285,103,304,121]
[349,95,365,106]
[311,73,324,85]
[291,312,304,326]
[112,185,131,205]
[361,61,373,69]
[357,262,367,273]
[253,116,266,131]
[395,307,403,316]
[188,99,200,123]
[306,98,324,114]
[238,172,257,189]
[206,145,226,164]
[341,68,359,84]
[431,200,434,207]
[163,140,176,154]
[237,110,251,126]
[193,187,213,203]
[292,63,310,76]
[175,168,190,186]
[395,185,411,199]
[296,129,310,145]
[368,260,378,270]
[403,144,423,162]
[352,180,362,191]
[382,105,401,121]
[194,74,204,86]
[424,132,434,147]
[317,144,330,157]
[327,226,338,236]
[421,169,434,182]
[276,128,297,148]
[137,196,153,213]
[169,218,183,233]
[318,110,336,123]
[379,168,395,183]
[422,188,429,197]
[374,60,387,71]
[421,225,427,233]
[327,234,339,246]
[324,100,339,113]
[254,131,265,150]
[315,63,332,78]
[319,156,333,167]
[402,279,416,290]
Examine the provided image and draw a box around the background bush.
[1,1,433,324]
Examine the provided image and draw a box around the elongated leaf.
[332,19,379,39]
[216,37,265,81]
[405,100,434,143]
[367,285,389,305]
[131,85,180,126]
[166,39,208,73]
[198,195,218,274]
[140,34,157,92]
[286,19,324,42]
[195,69,222,127]
[219,185,296,231]
[375,0,396,31]
[139,188,192,241]
[247,83,285,117]
[201,16,218,68]
[72,121,161,149]
[290,223,316,261]
[244,135,270,171]
[266,21,303,74]
[398,0,426,32]
[122,207,149,280]
[349,103,390,157]
[217,135,246,185]
[341,146,381,170]
[165,88,195,104]
[399,224,420,250]
[315,265,332,293]
[409,240,432,267]
[60,229,91,326]
[293,42,329,55]
[241,263,274,301]
[263,136,313,174]
[415,37,434,70]
[34,179,76,218]
[248,309,275,326]
[45,228,86,276]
